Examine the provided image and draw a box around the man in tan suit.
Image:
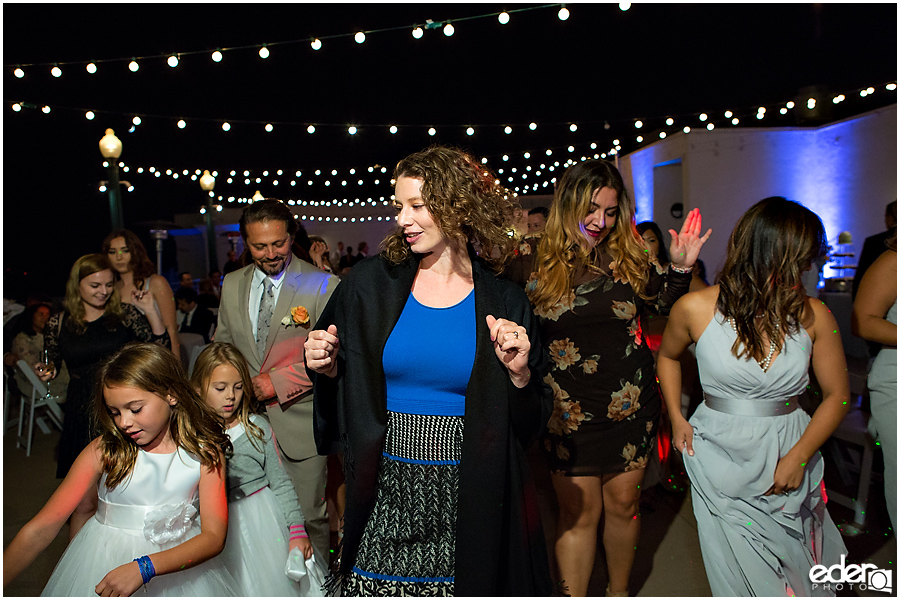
[216,199,340,557]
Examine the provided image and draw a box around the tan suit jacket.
[216,254,339,459]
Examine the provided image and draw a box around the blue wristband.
[133,555,156,584]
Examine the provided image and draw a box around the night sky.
[3,2,897,298]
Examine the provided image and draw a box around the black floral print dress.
[523,247,691,475]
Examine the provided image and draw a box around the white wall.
[619,104,897,278]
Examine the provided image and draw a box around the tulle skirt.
[41,515,238,596]
[220,485,305,596]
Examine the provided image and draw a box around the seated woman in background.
[657,197,849,596]
[102,229,180,360]
[4,303,68,399]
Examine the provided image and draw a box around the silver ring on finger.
[513,331,519,338]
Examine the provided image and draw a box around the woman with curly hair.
[658,197,848,595]
[511,159,710,596]
[304,145,553,596]
[102,229,180,360]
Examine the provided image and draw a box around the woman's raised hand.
[131,289,155,313]
[486,315,531,388]
[304,324,339,378]
[668,208,712,269]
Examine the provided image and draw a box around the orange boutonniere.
[281,306,310,328]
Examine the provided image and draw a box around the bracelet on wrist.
[133,555,156,584]
[670,264,693,274]
[289,524,308,540]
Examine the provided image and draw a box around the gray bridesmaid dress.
[684,313,846,596]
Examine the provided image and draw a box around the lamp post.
[98,128,124,230]
[199,170,217,274]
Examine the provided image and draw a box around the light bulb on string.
[529,122,537,130]
[569,123,578,132]
[498,12,510,24]
[699,113,708,121]
[466,127,475,136]
[504,126,512,134]
[178,120,186,129]
[443,23,454,36]
[348,126,357,135]
[132,116,141,126]
[14,67,24,78]
[51,65,61,77]
[389,125,398,134]
[128,60,139,72]
[666,117,674,126]
[634,120,643,129]
[428,127,436,136]
[355,32,366,43]
[42,105,50,113]
[307,125,316,134]
[168,55,179,67]
[412,26,424,39]
[85,111,95,120]
[222,122,231,131]
[265,123,274,132]
[259,46,270,58]
[311,38,322,50]
[212,50,223,62]
[12,103,21,112]
[558,6,570,20]
[619,3,631,10]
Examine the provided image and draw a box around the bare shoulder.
[673,284,718,316]
[148,274,174,294]
[802,296,837,342]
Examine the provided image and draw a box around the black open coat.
[311,252,553,596]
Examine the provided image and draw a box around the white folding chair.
[15,360,63,456]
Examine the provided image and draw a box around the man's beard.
[255,256,286,276]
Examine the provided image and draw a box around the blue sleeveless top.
[382,290,475,417]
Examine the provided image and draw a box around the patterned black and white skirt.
[343,411,463,597]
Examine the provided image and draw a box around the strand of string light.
[6,4,567,74]
[9,81,895,139]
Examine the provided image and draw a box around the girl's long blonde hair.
[64,254,124,335]
[717,197,827,361]
[190,343,264,452]
[93,342,231,490]
[528,160,650,312]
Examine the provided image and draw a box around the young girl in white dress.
[191,342,314,596]
[3,342,238,596]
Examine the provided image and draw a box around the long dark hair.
[717,197,827,361]
[636,221,670,265]
[102,229,156,291]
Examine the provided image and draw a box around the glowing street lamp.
[98,128,124,229]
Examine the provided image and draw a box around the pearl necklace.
[729,318,778,372]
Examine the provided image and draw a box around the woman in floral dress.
[515,160,710,596]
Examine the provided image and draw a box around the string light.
[168,55,179,67]
[14,67,24,78]
[51,65,61,77]
[412,27,424,39]
[443,23,455,36]
[558,6,570,20]
[259,46,270,58]
[212,50,223,62]
[355,32,366,44]
[128,60,139,72]
[498,12,510,24]
[311,38,322,50]
[86,63,97,74]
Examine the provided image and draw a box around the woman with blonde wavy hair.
[38,253,169,535]
[658,197,849,595]
[514,159,710,596]
[304,145,553,596]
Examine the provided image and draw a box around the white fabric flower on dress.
[143,500,198,544]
